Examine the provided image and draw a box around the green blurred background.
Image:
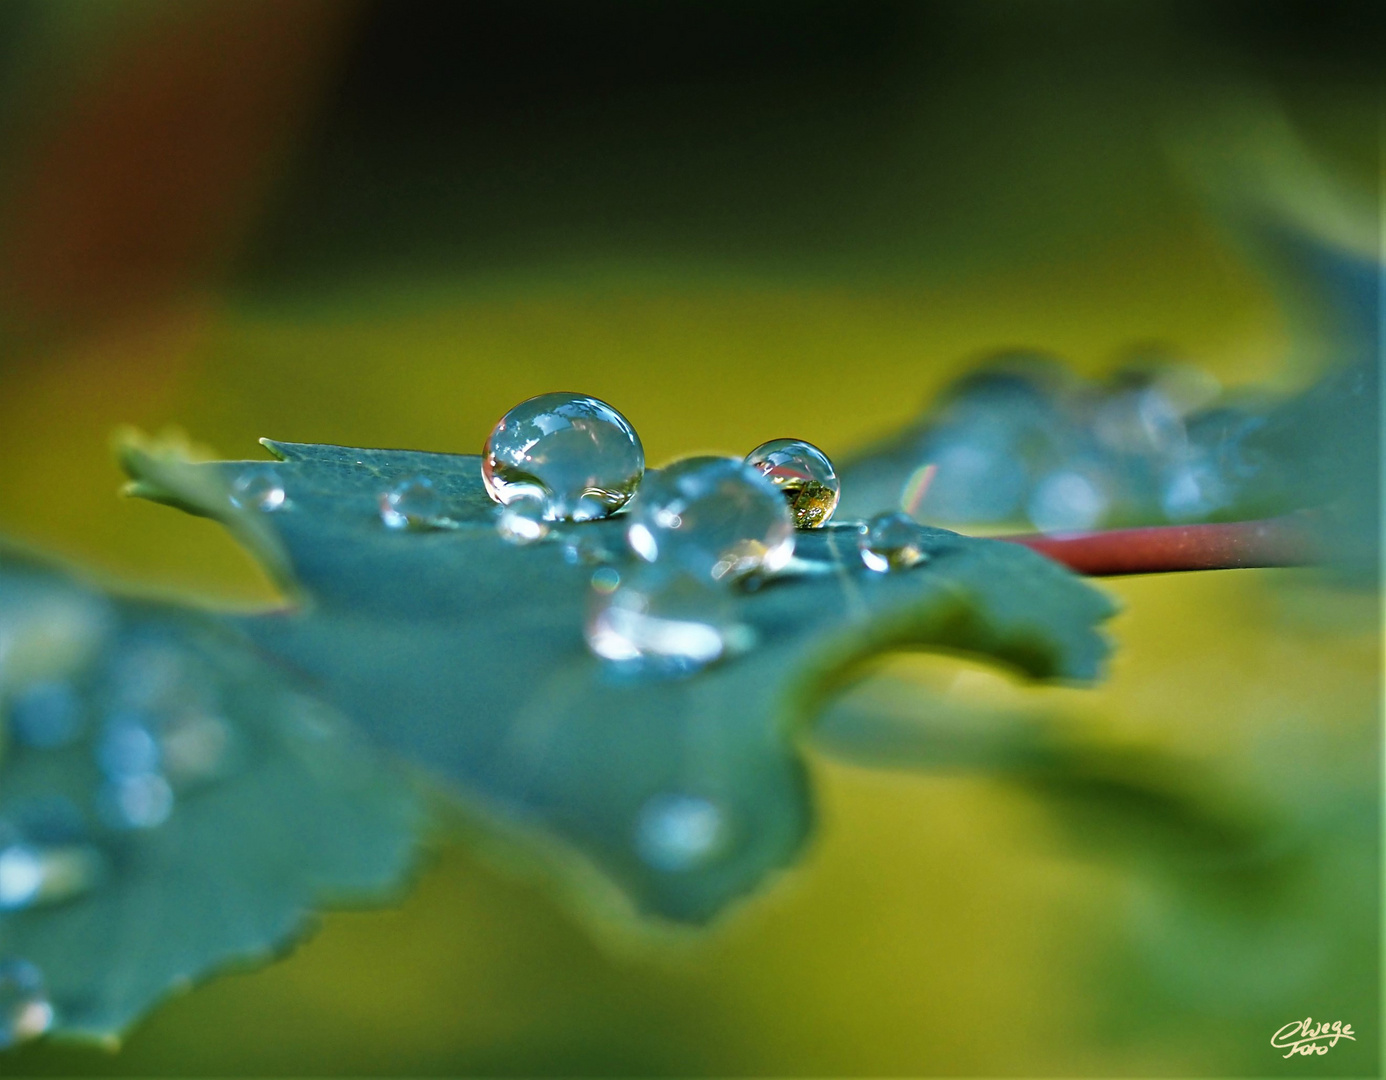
[0,1,1379,1074]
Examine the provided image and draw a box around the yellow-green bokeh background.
[0,2,1378,1074]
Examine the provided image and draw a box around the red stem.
[996,517,1317,576]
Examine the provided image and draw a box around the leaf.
[834,230,1380,582]
[121,433,1115,924]
[0,547,424,1044]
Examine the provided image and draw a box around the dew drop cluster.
[838,352,1272,532]
[470,392,935,684]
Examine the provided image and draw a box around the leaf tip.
[259,437,291,461]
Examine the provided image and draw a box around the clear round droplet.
[482,392,644,521]
[626,457,794,584]
[0,843,102,911]
[744,438,840,528]
[7,681,85,749]
[495,494,550,545]
[229,466,286,512]
[635,794,727,872]
[860,511,927,572]
[379,476,445,530]
[585,566,753,676]
[0,959,54,1049]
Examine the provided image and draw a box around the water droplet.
[0,843,102,911]
[0,959,54,1048]
[96,714,162,779]
[635,794,727,872]
[7,681,84,749]
[559,527,618,565]
[495,494,550,545]
[590,566,621,594]
[379,476,447,530]
[483,392,644,521]
[626,457,794,583]
[744,438,840,528]
[1027,470,1108,533]
[860,511,927,572]
[99,773,174,830]
[585,566,753,675]
[229,466,286,512]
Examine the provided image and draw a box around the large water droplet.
[860,511,928,572]
[482,392,644,521]
[744,438,840,528]
[0,959,54,1048]
[585,566,752,675]
[379,476,447,530]
[626,457,794,583]
[0,843,102,911]
[495,494,549,545]
[635,794,727,872]
[7,681,84,749]
[229,466,286,512]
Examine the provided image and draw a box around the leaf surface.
[122,435,1115,923]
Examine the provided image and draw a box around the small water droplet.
[744,438,840,528]
[99,773,174,830]
[626,457,794,584]
[379,475,447,530]
[229,466,286,512]
[635,794,727,872]
[0,959,54,1048]
[7,681,84,749]
[585,566,752,675]
[590,566,621,594]
[495,494,550,545]
[482,392,644,521]
[860,511,927,572]
[0,843,102,911]
[96,714,161,779]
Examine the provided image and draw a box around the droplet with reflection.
[744,438,840,528]
[482,392,644,521]
[379,476,447,530]
[495,494,549,545]
[585,565,753,676]
[860,511,928,572]
[626,457,794,584]
[228,466,286,512]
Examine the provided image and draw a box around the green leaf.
[0,547,424,1044]
[120,433,1115,924]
